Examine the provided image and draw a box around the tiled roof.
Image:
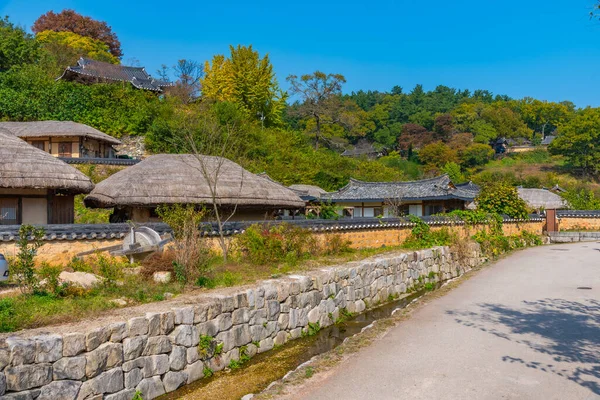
[59,58,173,92]
[322,175,478,202]
[517,188,567,209]
[0,121,121,145]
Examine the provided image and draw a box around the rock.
[127,317,149,337]
[267,300,280,320]
[63,333,86,357]
[0,347,9,370]
[208,355,226,372]
[250,325,266,343]
[246,343,258,358]
[6,337,35,365]
[123,336,147,361]
[169,325,196,347]
[274,331,287,346]
[217,313,233,332]
[136,376,165,400]
[185,360,205,384]
[122,357,146,372]
[307,307,320,324]
[216,330,234,353]
[38,380,82,400]
[3,390,40,400]
[5,363,52,391]
[85,342,123,378]
[124,366,144,389]
[277,313,289,330]
[0,371,5,396]
[160,311,175,335]
[206,302,222,320]
[104,389,136,400]
[152,271,171,283]
[288,308,299,329]
[197,320,219,337]
[143,354,170,377]
[258,338,273,354]
[78,368,124,399]
[232,325,251,347]
[109,298,128,307]
[35,335,63,363]
[162,371,188,392]
[241,394,254,400]
[164,292,174,300]
[355,299,366,313]
[173,307,194,325]
[169,346,186,371]
[143,336,172,356]
[86,327,110,352]
[59,271,101,289]
[193,305,208,324]
[290,328,303,340]
[232,308,250,325]
[53,356,86,380]
[109,323,128,342]
[186,347,199,364]
[146,313,161,337]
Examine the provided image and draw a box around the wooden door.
[51,195,74,224]
[58,142,72,157]
[546,209,557,232]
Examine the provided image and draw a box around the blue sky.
[2,0,599,107]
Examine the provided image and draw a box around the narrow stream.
[160,289,428,400]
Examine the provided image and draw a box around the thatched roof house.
[85,154,305,222]
[0,130,94,224]
[289,184,328,201]
[517,188,567,210]
[322,175,477,218]
[0,121,121,159]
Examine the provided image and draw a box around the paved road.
[293,243,600,400]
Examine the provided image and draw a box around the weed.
[305,366,314,378]
[252,341,260,348]
[239,345,250,363]
[214,343,224,356]
[203,366,214,378]
[228,359,242,369]
[198,335,216,359]
[131,390,144,400]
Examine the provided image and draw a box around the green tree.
[286,71,347,149]
[0,17,40,71]
[418,141,458,170]
[201,45,286,126]
[476,182,529,219]
[460,143,495,168]
[548,108,600,177]
[442,162,465,183]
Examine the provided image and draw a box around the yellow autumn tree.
[37,30,119,65]
[201,45,286,126]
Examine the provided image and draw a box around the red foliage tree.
[397,123,435,151]
[432,113,455,142]
[32,9,122,58]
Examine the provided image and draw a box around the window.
[31,141,45,151]
[0,198,18,225]
[424,204,444,216]
[374,207,383,217]
[58,142,72,157]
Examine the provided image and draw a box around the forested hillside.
[1,12,599,202]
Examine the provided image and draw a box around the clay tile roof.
[0,121,121,145]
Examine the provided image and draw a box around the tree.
[36,30,118,67]
[512,98,572,139]
[476,182,529,219]
[286,71,347,149]
[397,123,434,151]
[32,9,122,58]
[202,45,286,126]
[418,141,458,170]
[0,17,40,71]
[549,108,600,177]
[432,113,455,141]
[442,162,465,183]
[158,59,203,103]
[460,143,495,168]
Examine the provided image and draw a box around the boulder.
[35,335,63,363]
[5,363,52,391]
[6,338,35,366]
[136,376,165,400]
[86,327,111,352]
[85,342,123,378]
[123,336,147,361]
[38,380,82,400]
[77,368,123,399]
[59,271,101,289]
[124,368,143,389]
[162,371,188,393]
[53,356,86,380]
[143,336,172,356]
[142,354,169,377]
[127,317,149,337]
[169,346,186,371]
[63,333,86,357]
[104,389,136,400]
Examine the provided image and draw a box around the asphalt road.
[293,242,600,400]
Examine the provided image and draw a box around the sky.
[1,0,599,107]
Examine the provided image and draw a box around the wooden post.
[546,209,557,232]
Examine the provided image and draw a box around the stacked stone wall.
[558,217,600,231]
[0,245,483,400]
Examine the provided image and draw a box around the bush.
[37,263,67,297]
[476,181,529,219]
[96,254,126,286]
[402,216,453,249]
[12,225,45,294]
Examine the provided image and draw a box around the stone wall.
[0,239,122,265]
[558,217,600,231]
[0,245,483,400]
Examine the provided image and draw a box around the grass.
[0,275,182,332]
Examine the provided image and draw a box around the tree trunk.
[315,116,321,150]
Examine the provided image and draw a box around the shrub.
[96,254,126,286]
[402,216,453,249]
[12,225,45,294]
[37,263,67,297]
[476,181,529,219]
[323,234,352,255]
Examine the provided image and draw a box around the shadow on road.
[447,298,600,394]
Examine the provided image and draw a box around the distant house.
[0,130,94,225]
[341,140,386,159]
[540,135,556,146]
[0,121,122,161]
[84,154,305,222]
[288,184,328,202]
[491,137,537,154]
[58,58,173,92]
[517,188,567,211]
[321,175,478,218]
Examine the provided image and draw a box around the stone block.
[186,347,199,364]
[246,343,258,358]
[267,300,280,321]
[264,321,278,338]
[184,360,205,384]
[173,307,194,325]
[5,363,52,391]
[122,357,145,372]
[274,331,287,346]
[142,354,169,378]
[197,319,219,337]
[355,299,366,313]
[0,372,4,396]
[127,317,149,337]
[160,311,175,335]
[258,338,273,354]
[193,305,208,324]
[0,347,9,370]
[53,356,86,380]
[217,313,233,332]
[86,327,110,352]
[63,333,86,357]
[85,342,123,378]
[123,336,147,361]
[208,355,226,372]
[206,302,222,320]
[143,336,172,356]
[6,337,35,366]
[290,328,303,340]
[136,376,165,400]
[249,309,267,326]
[35,335,62,363]
[146,313,161,337]
[307,307,320,324]
[216,330,234,353]
[162,371,188,393]
[232,308,250,325]
[250,325,267,343]
[104,389,136,400]
[169,345,186,371]
[246,289,255,308]
[109,323,127,342]
[124,368,143,389]
[232,325,251,347]
[169,325,195,347]
[277,313,289,330]
[38,380,81,400]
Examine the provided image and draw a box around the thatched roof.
[0,121,121,145]
[0,130,94,193]
[85,154,305,209]
[289,184,328,200]
[517,188,567,209]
